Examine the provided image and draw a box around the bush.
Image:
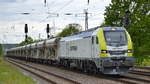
[0,44,2,56]
[0,44,2,62]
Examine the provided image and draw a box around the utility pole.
[84,9,88,30]
[24,24,28,42]
[84,0,89,30]
[39,33,41,40]
[87,0,89,5]
[44,0,46,7]
[53,19,56,35]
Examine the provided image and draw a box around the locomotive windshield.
[104,31,127,46]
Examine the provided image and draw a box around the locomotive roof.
[103,27,125,31]
[61,30,95,41]
[60,27,125,41]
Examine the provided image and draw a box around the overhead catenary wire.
[40,11,103,22]
[40,0,104,23]
[53,0,75,13]
[41,0,75,22]
[13,1,104,32]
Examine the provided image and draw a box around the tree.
[56,23,81,37]
[0,44,2,56]
[104,0,150,66]
[19,37,38,46]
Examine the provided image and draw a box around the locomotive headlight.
[127,49,133,53]
[101,50,107,53]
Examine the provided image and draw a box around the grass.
[0,56,37,84]
[138,57,150,66]
[135,55,150,66]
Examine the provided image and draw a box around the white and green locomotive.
[6,27,134,74]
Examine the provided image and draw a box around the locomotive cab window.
[104,31,127,46]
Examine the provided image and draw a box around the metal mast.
[84,9,88,30]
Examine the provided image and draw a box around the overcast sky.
[0,0,111,44]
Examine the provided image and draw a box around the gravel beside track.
[7,58,150,84]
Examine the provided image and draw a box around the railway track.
[121,66,150,84]
[133,66,150,72]
[68,66,150,84]
[135,66,150,70]
[7,58,150,84]
[119,75,150,84]
[130,70,150,76]
[129,66,150,76]
[89,72,150,84]
[7,59,80,84]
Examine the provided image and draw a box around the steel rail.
[7,60,57,84]
[135,66,150,70]
[7,59,80,84]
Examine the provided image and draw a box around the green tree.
[0,44,3,62]
[104,0,150,66]
[19,37,38,46]
[57,24,81,37]
[0,44,2,56]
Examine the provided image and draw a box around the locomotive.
[6,27,134,74]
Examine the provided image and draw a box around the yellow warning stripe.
[126,30,133,56]
[97,28,108,57]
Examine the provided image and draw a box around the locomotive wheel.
[82,62,88,73]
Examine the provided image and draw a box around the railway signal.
[46,24,50,38]
[123,10,131,28]
[25,24,28,42]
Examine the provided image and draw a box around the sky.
[0,0,111,44]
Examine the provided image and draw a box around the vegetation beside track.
[0,44,37,84]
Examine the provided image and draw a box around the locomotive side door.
[66,42,69,57]
[91,36,100,58]
[95,36,100,58]
[91,36,95,58]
